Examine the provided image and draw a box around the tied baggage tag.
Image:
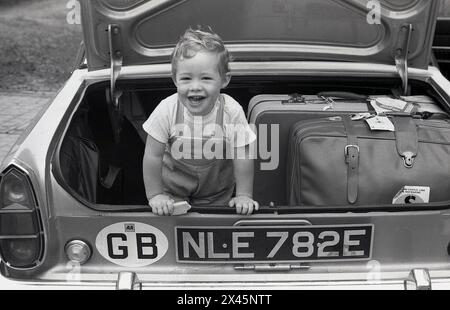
[172,201,191,216]
[371,97,417,114]
[375,97,407,110]
[392,186,430,204]
[365,116,395,131]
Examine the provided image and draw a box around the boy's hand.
[148,194,174,216]
[229,196,259,215]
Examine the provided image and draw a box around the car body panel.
[3,62,450,287]
[51,210,450,266]
[0,0,448,290]
[7,209,450,289]
[79,0,439,71]
[1,61,449,288]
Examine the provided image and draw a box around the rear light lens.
[0,240,41,267]
[1,173,30,205]
[0,167,44,268]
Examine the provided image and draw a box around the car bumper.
[3,271,450,290]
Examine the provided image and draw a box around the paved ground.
[0,91,54,164]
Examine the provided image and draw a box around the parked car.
[1,0,449,289]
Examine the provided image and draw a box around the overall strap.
[175,96,224,128]
[175,98,185,126]
[214,95,225,128]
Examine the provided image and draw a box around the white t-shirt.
[142,93,256,148]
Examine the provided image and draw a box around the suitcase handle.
[317,91,367,100]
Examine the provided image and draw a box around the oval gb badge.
[95,222,169,267]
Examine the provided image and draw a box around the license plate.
[175,224,373,263]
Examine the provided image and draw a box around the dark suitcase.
[248,93,371,205]
[287,115,450,206]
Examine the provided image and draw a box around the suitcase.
[248,93,448,205]
[248,93,372,122]
[248,93,372,205]
[248,93,446,123]
[287,115,450,206]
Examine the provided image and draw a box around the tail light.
[0,167,44,268]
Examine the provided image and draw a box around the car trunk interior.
[56,76,450,209]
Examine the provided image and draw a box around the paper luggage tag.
[400,95,434,104]
[376,97,407,110]
[365,116,395,131]
[172,201,191,216]
[370,98,417,115]
[392,186,430,204]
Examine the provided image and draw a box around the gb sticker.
[95,222,168,267]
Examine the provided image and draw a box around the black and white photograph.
[0,0,450,293]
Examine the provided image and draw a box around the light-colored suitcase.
[247,93,370,123]
[248,93,446,122]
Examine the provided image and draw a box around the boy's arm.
[143,135,174,216]
[143,135,166,199]
[231,144,259,215]
[233,157,254,198]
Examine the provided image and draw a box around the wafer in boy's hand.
[172,201,191,215]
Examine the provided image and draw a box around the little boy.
[142,28,258,215]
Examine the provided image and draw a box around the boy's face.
[174,50,230,116]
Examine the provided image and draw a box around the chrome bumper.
[3,269,448,290]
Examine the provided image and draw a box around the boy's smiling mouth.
[187,95,206,105]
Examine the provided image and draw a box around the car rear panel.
[27,198,450,286]
[2,64,450,289]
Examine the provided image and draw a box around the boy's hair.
[171,27,231,79]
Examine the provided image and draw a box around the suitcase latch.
[401,151,416,168]
[282,93,305,104]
